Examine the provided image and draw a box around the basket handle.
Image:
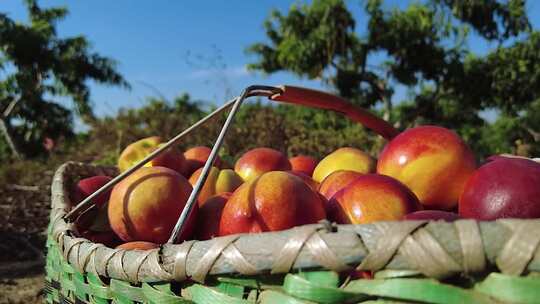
[269,85,399,140]
[168,85,398,243]
[65,84,398,244]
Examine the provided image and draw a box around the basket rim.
[49,161,540,283]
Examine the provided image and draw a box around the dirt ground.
[0,173,52,304]
[0,274,44,304]
[0,233,46,304]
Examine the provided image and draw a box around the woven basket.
[45,86,540,303]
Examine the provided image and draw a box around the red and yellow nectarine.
[329,174,420,224]
[118,136,185,174]
[234,148,291,182]
[188,166,243,206]
[219,171,325,235]
[312,147,375,183]
[183,146,223,177]
[377,126,476,210]
[318,170,363,201]
[108,166,196,244]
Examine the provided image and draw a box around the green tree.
[247,0,538,156]
[0,0,128,159]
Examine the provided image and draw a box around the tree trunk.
[0,118,22,159]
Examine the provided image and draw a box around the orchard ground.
[0,165,52,303]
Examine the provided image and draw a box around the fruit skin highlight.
[108,166,196,244]
[219,171,326,235]
[312,147,375,183]
[234,147,291,182]
[329,174,420,224]
[377,126,476,210]
[188,166,243,206]
[459,157,540,220]
[289,155,318,176]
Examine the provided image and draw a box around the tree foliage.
[77,93,378,169]
[0,0,128,158]
[247,0,539,157]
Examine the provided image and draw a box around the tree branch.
[6,184,40,192]
[2,97,21,118]
[0,118,22,159]
[526,127,540,142]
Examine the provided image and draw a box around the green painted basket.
[45,86,540,303]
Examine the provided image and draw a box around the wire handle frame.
[64,84,398,245]
[168,85,398,243]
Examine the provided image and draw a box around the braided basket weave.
[45,161,540,303]
[45,86,540,303]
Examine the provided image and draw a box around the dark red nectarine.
[459,157,540,220]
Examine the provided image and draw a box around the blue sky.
[2,0,540,123]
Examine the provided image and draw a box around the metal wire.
[167,85,282,244]
[64,84,282,243]
[65,98,237,221]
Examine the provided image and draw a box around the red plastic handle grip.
[269,85,399,140]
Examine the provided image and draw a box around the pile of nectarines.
[71,126,540,249]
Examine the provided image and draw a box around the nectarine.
[72,175,113,208]
[318,170,363,201]
[188,166,243,206]
[289,155,318,176]
[312,148,375,183]
[116,241,159,250]
[219,171,325,235]
[183,146,223,177]
[377,126,476,210]
[108,166,196,243]
[197,192,232,240]
[329,174,420,224]
[234,148,291,181]
[459,157,540,220]
[72,175,113,233]
[287,170,319,191]
[118,136,185,174]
